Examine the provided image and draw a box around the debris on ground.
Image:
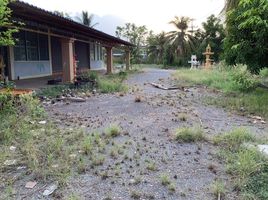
[9,146,16,151]
[257,145,268,157]
[66,97,86,102]
[150,82,184,90]
[42,182,58,196]
[4,159,17,166]
[134,96,142,102]
[38,120,47,125]
[251,116,266,124]
[25,181,37,189]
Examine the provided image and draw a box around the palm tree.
[166,16,195,58]
[147,32,167,64]
[76,11,99,28]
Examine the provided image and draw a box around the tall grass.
[214,128,268,199]
[0,94,123,198]
[37,71,129,98]
[173,66,268,119]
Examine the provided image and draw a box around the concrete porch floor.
[13,69,108,90]
[14,76,59,90]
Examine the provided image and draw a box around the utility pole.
[189,18,197,36]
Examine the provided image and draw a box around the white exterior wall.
[90,43,104,70]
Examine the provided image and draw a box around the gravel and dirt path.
[44,68,267,200]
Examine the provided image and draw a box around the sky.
[22,0,225,36]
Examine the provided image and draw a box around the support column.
[126,50,130,71]
[61,38,75,83]
[106,46,113,74]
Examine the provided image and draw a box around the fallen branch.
[257,83,268,90]
[150,83,184,90]
[56,97,86,102]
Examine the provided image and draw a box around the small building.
[0,1,133,83]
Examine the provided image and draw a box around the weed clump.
[160,174,171,186]
[211,180,225,198]
[105,124,121,138]
[175,126,205,142]
[213,128,268,199]
[213,128,255,150]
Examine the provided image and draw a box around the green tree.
[0,0,17,46]
[224,0,268,73]
[76,11,99,28]
[147,31,167,64]
[196,15,225,62]
[223,0,240,12]
[166,16,196,65]
[116,23,148,63]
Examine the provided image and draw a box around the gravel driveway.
[44,68,267,200]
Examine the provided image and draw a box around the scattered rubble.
[4,159,17,166]
[25,181,37,189]
[43,182,58,196]
[38,120,47,125]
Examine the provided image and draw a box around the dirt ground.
[15,68,268,199]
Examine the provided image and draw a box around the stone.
[25,181,37,189]
[43,183,58,196]
[9,146,16,151]
[4,159,17,166]
[38,120,47,125]
[257,145,268,157]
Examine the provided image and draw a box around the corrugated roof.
[9,0,134,47]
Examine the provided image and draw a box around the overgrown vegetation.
[173,65,268,119]
[214,128,268,199]
[0,0,18,46]
[224,0,268,73]
[0,94,123,198]
[37,71,128,98]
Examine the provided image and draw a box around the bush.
[231,65,258,92]
[79,71,99,82]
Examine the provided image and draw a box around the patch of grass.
[175,126,205,143]
[172,68,235,92]
[77,157,86,174]
[68,193,81,200]
[167,183,176,193]
[173,66,268,119]
[211,180,225,198]
[91,155,105,166]
[36,85,70,98]
[213,128,255,150]
[0,94,119,198]
[206,88,268,119]
[160,174,171,186]
[37,71,128,98]
[97,72,128,94]
[146,161,157,171]
[82,136,93,155]
[159,173,176,193]
[130,190,142,199]
[213,128,268,199]
[105,124,121,138]
[98,78,127,93]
